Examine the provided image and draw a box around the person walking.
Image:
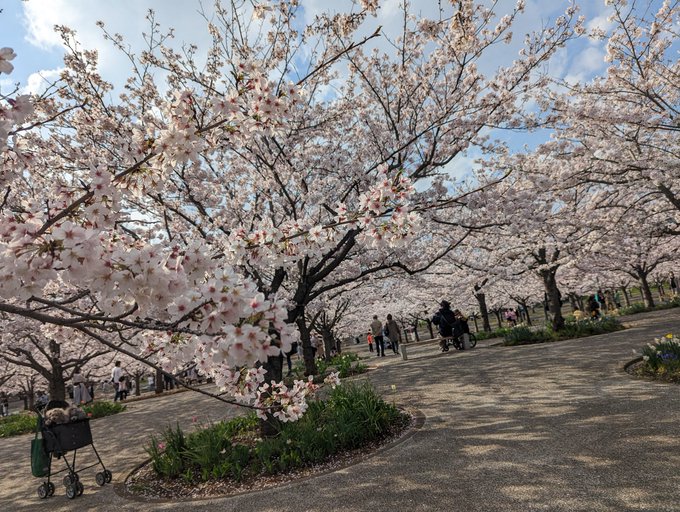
[310,332,320,359]
[118,376,129,400]
[111,360,122,402]
[367,332,374,353]
[385,314,401,354]
[1,394,8,417]
[370,315,385,357]
[432,300,456,352]
[72,367,91,405]
[670,272,678,296]
[588,295,601,319]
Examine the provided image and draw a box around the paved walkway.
[2,309,680,511]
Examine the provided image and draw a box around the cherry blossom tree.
[0,322,111,401]
[541,0,680,231]
[0,0,584,422]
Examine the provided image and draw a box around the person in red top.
[367,332,374,353]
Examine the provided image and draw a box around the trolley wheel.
[63,473,79,486]
[47,482,55,496]
[65,485,77,499]
[95,472,106,486]
[37,483,48,499]
[104,469,112,483]
[76,481,84,496]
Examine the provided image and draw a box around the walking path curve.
[2,309,679,511]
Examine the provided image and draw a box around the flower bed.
[629,334,680,383]
[127,383,409,499]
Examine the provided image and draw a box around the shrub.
[503,326,551,346]
[503,317,624,346]
[290,353,366,381]
[559,317,624,339]
[0,411,38,438]
[146,382,408,483]
[474,327,511,341]
[619,297,680,316]
[82,400,126,418]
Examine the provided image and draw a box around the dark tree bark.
[412,321,420,341]
[155,368,164,394]
[540,268,564,331]
[620,286,630,307]
[47,371,66,402]
[474,292,492,332]
[259,353,284,438]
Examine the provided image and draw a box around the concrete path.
[2,309,680,511]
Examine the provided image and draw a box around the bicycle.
[445,332,477,350]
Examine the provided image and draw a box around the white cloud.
[22,68,63,95]
[563,46,606,84]
[21,0,218,91]
[587,13,615,35]
[441,153,481,182]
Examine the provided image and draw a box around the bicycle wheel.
[468,333,477,348]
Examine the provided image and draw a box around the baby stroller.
[32,400,112,499]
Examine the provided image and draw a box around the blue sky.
[0,0,661,179]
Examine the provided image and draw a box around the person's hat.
[440,300,450,308]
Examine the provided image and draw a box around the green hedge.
[503,317,624,346]
[619,297,680,316]
[146,383,408,483]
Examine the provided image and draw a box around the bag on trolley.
[31,429,50,478]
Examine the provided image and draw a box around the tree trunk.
[523,304,532,326]
[259,353,284,438]
[540,268,564,331]
[637,271,655,308]
[620,286,630,307]
[295,316,317,376]
[494,310,503,329]
[321,328,334,361]
[48,373,66,402]
[134,375,141,396]
[155,368,164,394]
[475,293,492,332]
[426,319,434,339]
[568,293,578,312]
[412,321,420,341]
[472,315,479,333]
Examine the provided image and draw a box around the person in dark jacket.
[432,300,456,352]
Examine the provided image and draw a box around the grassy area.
[618,296,680,316]
[0,401,126,438]
[503,317,624,346]
[146,383,408,483]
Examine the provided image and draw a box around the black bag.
[31,430,50,477]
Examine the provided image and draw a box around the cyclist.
[432,300,456,352]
